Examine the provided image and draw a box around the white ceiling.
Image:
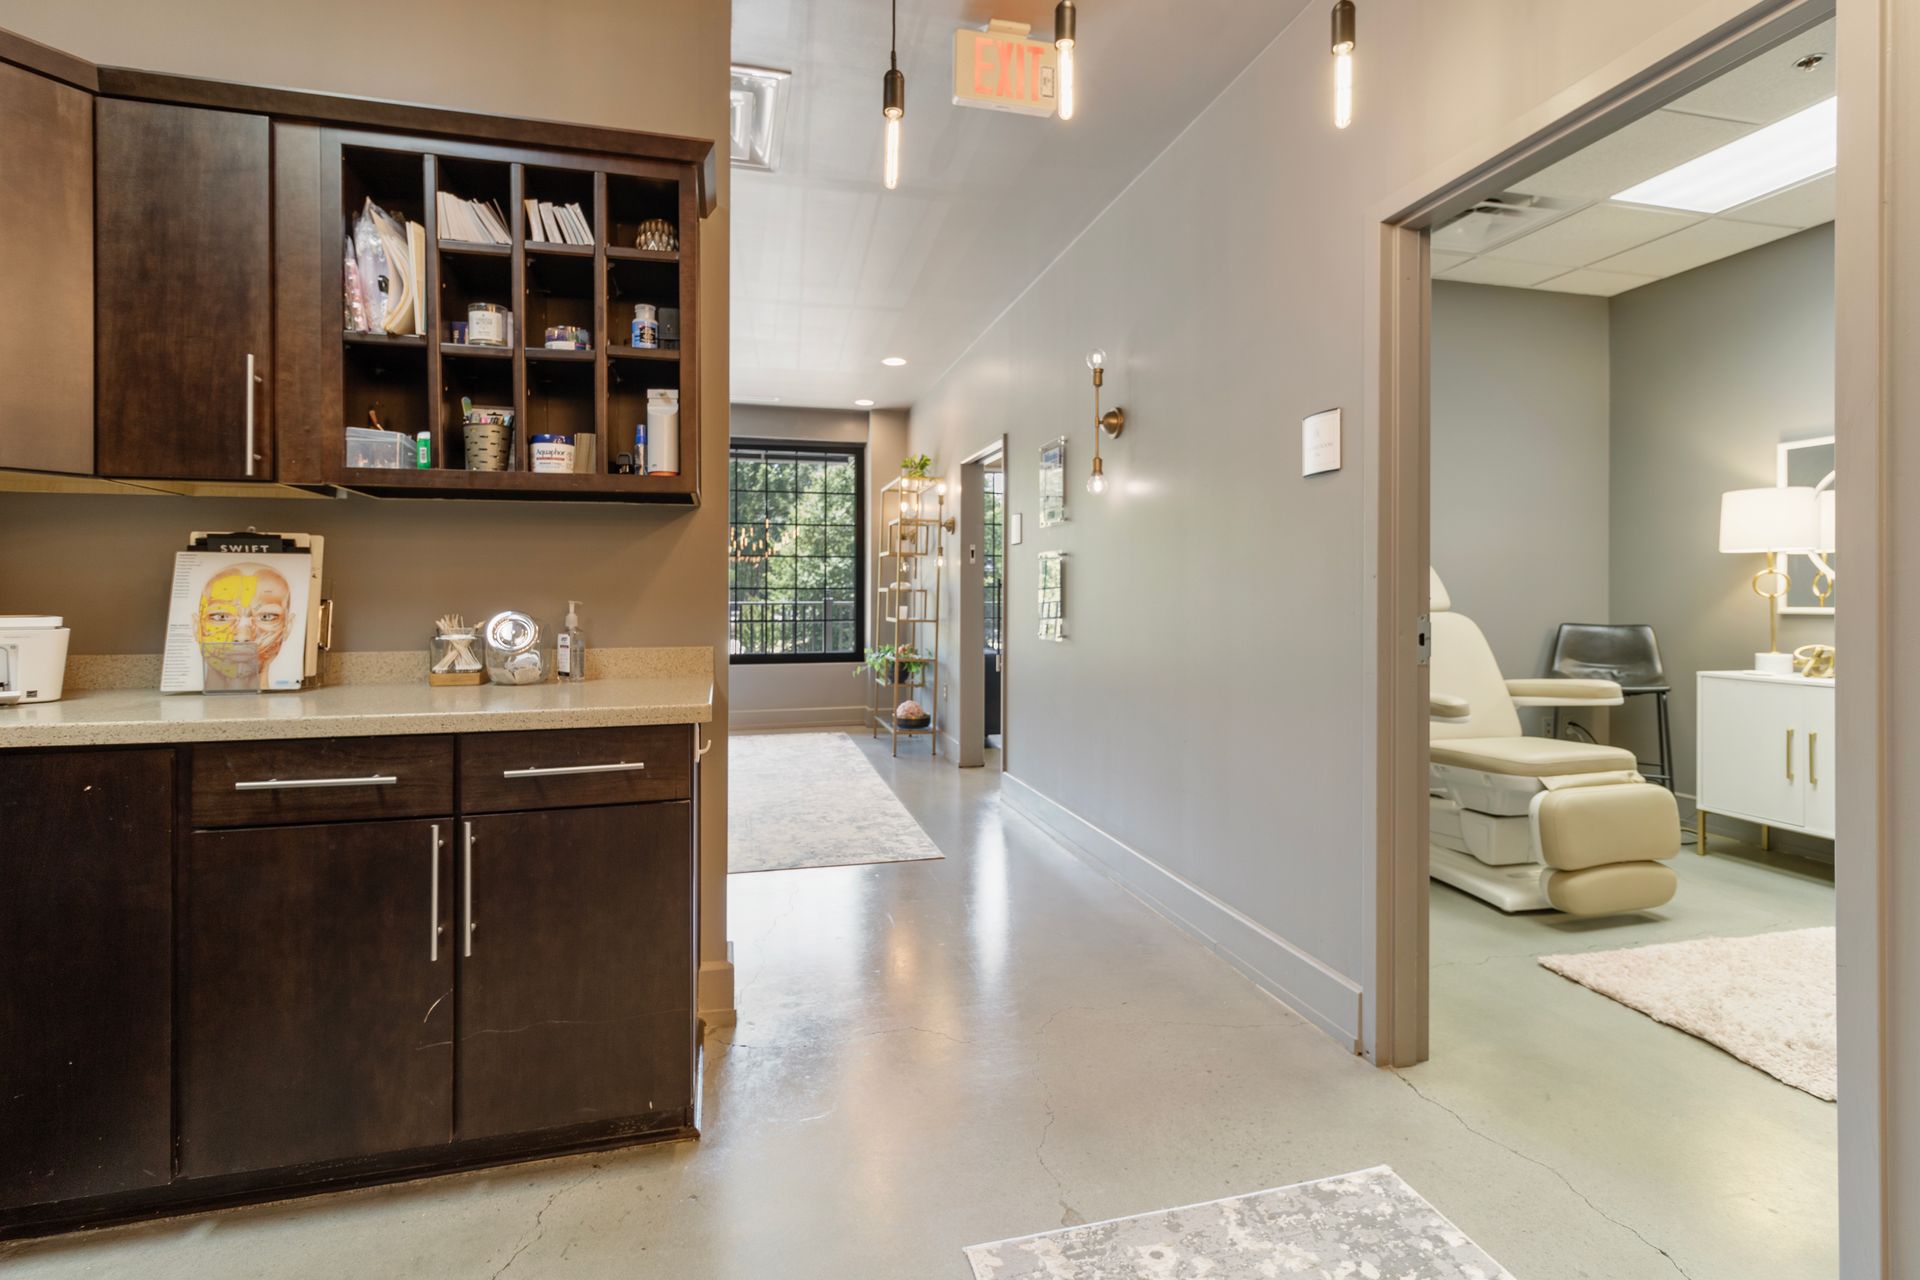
[1432,18,1836,298]
[729,0,1312,410]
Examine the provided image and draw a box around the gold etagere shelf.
[870,475,949,756]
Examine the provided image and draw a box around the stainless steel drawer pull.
[462,820,475,958]
[501,761,646,779]
[233,774,399,791]
[430,825,441,963]
[244,351,260,477]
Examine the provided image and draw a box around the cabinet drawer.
[458,726,692,814]
[190,736,455,828]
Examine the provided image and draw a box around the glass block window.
[729,440,864,661]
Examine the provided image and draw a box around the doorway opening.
[957,439,1008,770]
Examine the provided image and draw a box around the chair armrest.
[1506,678,1624,707]
[1430,693,1472,723]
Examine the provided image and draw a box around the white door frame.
[1365,0,1889,1269]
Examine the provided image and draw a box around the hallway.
[0,735,1824,1278]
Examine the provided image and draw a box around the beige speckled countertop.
[0,648,714,749]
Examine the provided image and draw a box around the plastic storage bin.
[345,426,416,469]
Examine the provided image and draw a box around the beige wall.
[906,0,1807,1046]
[0,0,736,1016]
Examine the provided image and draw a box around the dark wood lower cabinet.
[458,803,694,1139]
[0,750,172,1211]
[179,820,454,1177]
[1,727,697,1239]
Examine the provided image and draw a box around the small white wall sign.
[1302,408,1343,477]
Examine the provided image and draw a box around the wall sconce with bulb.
[1083,349,1126,495]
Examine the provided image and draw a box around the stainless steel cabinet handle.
[1809,731,1819,788]
[462,820,475,958]
[1786,728,1796,782]
[430,825,441,963]
[233,774,398,791]
[244,352,259,478]
[501,761,646,779]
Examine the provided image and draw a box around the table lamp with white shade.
[1720,486,1820,674]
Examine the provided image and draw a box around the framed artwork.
[1776,434,1835,615]
[1038,550,1067,641]
[1039,436,1068,528]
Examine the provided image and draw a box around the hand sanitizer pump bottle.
[558,600,586,682]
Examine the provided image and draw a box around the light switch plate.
[1010,512,1024,545]
[1303,408,1342,476]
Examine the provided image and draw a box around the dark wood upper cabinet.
[179,819,454,1178]
[0,60,93,475]
[94,98,272,481]
[0,749,172,1212]
[457,802,695,1140]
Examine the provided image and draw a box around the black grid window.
[729,440,865,662]
[984,466,1005,653]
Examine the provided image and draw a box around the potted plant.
[901,453,933,480]
[857,644,926,686]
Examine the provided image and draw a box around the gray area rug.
[728,731,943,874]
[965,1166,1513,1279]
[1540,926,1836,1100]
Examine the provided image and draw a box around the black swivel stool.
[1547,623,1674,791]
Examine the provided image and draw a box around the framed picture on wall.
[1039,436,1068,528]
[1777,434,1835,615]
[1038,550,1067,641]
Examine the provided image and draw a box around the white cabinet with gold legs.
[1695,670,1836,852]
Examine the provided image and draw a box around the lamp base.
[1754,650,1796,676]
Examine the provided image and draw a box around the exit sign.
[953,20,1058,117]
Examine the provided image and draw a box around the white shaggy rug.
[728,732,943,874]
[1540,926,1836,1100]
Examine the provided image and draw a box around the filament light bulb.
[1333,47,1353,129]
[1054,1,1077,122]
[1057,41,1075,121]
[883,113,901,189]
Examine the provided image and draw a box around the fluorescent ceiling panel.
[1613,97,1836,213]
[1509,111,1752,202]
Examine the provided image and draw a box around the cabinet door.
[180,820,453,1178]
[457,803,693,1140]
[1799,684,1836,838]
[0,61,93,474]
[1696,676,1804,828]
[95,98,271,480]
[0,750,172,1211]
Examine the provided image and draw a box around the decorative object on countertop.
[645,389,680,475]
[428,614,485,686]
[630,303,659,349]
[0,615,72,705]
[461,397,514,472]
[531,434,575,474]
[483,610,546,685]
[1794,643,1835,679]
[901,452,933,480]
[557,600,587,683]
[893,699,929,729]
[1080,348,1126,495]
[1719,486,1820,675]
[544,324,590,350]
[634,217,677,252]
[466,300,511,347]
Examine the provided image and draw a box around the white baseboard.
[699,953,736,1026]
[729,704,867,730]
[1000,774,1364,1050]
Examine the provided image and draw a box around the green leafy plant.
[901,453,934,479]
[857,644,926,685]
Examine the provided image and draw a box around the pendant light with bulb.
[882,0,905,189]
[1053,0,1076,122]
[1330,0,1355,129]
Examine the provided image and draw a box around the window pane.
[730,442,864,659]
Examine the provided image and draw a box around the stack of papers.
[525,199,593,246]
[436,192,511,245]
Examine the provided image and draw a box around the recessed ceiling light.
[881,356,908,367]
[855,399,876,407]
[1612,96,1836,214]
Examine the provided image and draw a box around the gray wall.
[1610,225,1835,800]
[1431,282,1612,733]
[728,404,875,728]
[0,0,738,1014]
[904,0,1763,1048]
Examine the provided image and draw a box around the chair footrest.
[1535,781,1681,871]
[1545,862,1677,915]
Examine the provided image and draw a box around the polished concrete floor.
[1,734,1836,1278]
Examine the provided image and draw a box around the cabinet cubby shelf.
[343,331,427,347]
[609,345,678,361]
[525,241,594,257]
[524,347,595,362]
[339,466,695,503]
[438,240,510,257]
[439,342,512,359]
[606,246,678,263]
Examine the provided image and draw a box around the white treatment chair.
[1428,570,1679,915]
